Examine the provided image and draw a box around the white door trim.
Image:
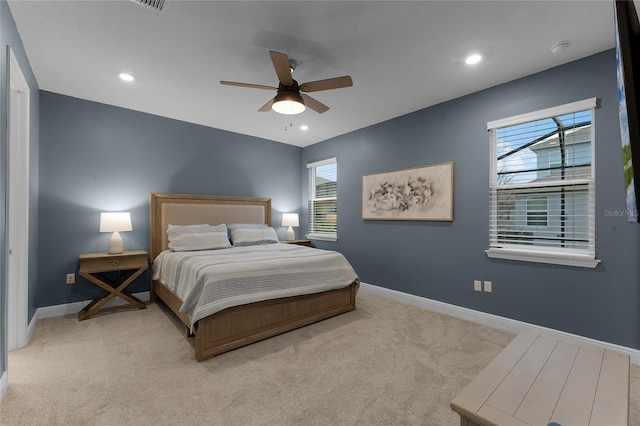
[6,46,30,351]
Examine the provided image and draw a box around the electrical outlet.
[484,280,492,293]
[474,280,482,292]
[66,273,75,284]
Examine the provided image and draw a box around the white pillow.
[167,223,226,238]
[167,224,231,251]
[168,232,231,251]
[228,223,268,230]
[230,226,279,247]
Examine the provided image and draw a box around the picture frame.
[362,162,454,221]
[614,0,640,223]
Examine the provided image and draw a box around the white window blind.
[307,158,337,240]
[486,98,600,268]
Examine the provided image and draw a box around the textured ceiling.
[8,0,616,147]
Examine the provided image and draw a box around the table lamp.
[100,212,132,254]
[281,213,299,241]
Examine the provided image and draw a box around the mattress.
[152,243,359,327]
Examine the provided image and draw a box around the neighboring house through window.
[526,195,548,227]
[307,157,337,241]
[486,98,600,268]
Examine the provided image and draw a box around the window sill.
[306,233,337,242]
[485,248,600,268]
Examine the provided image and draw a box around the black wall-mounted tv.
[615,0,640,223]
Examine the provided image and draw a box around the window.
[526,195,548,227]
[307,157,337,241]
[486,98,600,268]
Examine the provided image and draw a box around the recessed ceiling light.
[118,72,134,82]
[300,125,309,131]
[465,54,482,65]
[550,41,570,54]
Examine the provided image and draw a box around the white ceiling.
[7,0,616,147]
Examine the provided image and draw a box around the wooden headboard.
[149,193,271,262]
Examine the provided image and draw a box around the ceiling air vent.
[130,0,165,12]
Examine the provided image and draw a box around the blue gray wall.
[304,50,640,350]
[38,92,302,309]
[0,0,39,386]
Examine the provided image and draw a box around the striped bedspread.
[152,243,359,327]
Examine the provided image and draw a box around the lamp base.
[107,231,124,254]
[286,226,295,241]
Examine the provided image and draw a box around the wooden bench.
[451,329,629,426]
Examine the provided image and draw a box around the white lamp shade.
[100,212,132,232]
[281,213,299,227]
[100,212,132,254]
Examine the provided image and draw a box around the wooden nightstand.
[280,239,312,247]
[77,250,148,321]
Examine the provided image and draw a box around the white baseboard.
[1,370,7,402]
[27,291,151,343]
[360,282,640,365]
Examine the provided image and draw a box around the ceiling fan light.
[272,91,305,115]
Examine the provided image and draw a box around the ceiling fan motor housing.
[277,80,302,97]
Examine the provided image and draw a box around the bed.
[149,192,359,361]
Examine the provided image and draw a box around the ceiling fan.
[220,50,353,115]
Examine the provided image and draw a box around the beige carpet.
[1,291,638,425]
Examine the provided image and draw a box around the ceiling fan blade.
[301,93,329,114]
[220,81,277,91]
[269,50,293,86]
[258,97,275,112]
[300,76,353,92]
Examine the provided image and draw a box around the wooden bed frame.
[149,193,357,361]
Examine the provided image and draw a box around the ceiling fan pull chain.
[283,115,294,131]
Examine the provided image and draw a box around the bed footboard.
[152,280,357,361]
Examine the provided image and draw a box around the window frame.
[485,98,600,268]
[306,157,338,242]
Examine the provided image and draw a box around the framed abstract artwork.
[362,162,454,221]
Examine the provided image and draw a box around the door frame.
[6,46,30,351]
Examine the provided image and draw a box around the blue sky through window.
[496,110,591,185]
